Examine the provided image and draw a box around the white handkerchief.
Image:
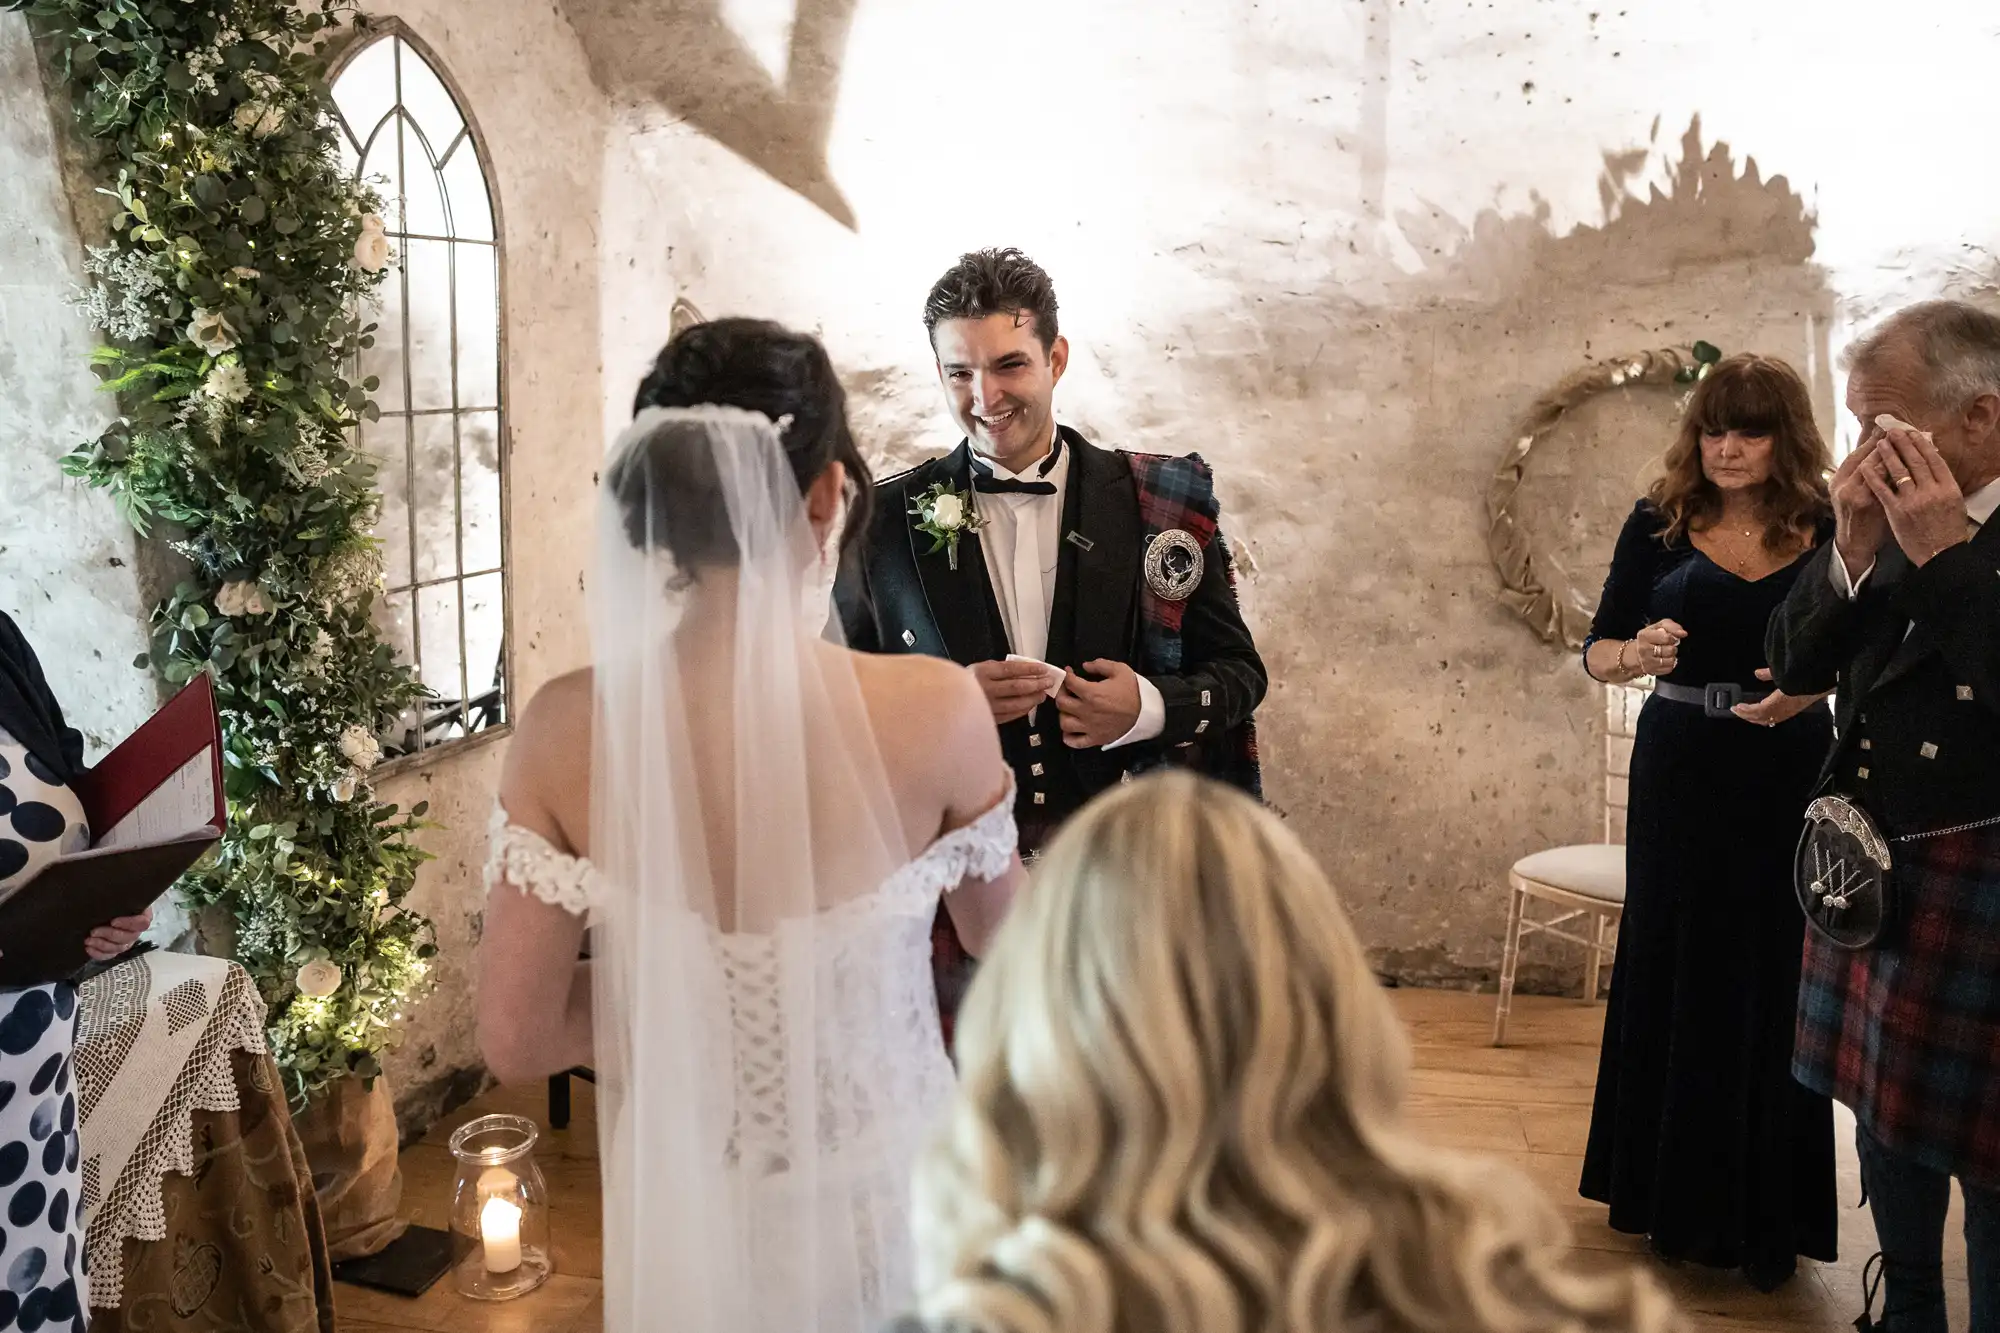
[1006,654,1067,699]
[1875,414,1926,437]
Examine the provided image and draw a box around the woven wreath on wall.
[1486,343,1718,650]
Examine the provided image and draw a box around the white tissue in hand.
[1006,654,1067,698]
[1875,414,1924,435]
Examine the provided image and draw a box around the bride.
[477,318,1024,1331]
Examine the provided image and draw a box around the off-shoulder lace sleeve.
[484,803,601,916]
[928,774,1019,893]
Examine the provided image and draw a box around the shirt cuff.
[1829,550,1875,600]
[1104,675,1167,751]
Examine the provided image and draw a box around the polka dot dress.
[0,728,91,1332]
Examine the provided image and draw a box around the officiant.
[836,248,1267,1040]
[0,610,153,1329]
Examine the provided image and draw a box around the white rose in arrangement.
[339,724,382,772]
[214,579,270,618]
[931,491,965,529]
[295,959,343,998]
[331,772,360,803]
[352,215,391,273]
[233,101,285,139]
[229,266,261,281]
[202,363,252,404]
[186,308,238,355]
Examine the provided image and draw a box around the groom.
[836,247,1268,1038]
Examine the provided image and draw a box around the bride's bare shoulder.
[498,668,594,848]
[843,650,985,738]
[514,667,593,743]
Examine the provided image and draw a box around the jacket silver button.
[1920,742,1939,759]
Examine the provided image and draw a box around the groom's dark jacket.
[835,428,1267,846]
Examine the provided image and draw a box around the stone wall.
[0,15,160,755]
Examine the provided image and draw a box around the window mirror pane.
[401,238,454,411]
[460,412,502,573]
[395,38,465,158]
[410,413,459,584]
[334,31,509,759]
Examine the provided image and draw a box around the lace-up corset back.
[483,785,1015,1165]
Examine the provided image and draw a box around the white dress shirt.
[1831,476,2000,600]
[971,421,1166,750]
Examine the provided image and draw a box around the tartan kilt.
[1793,822,2000,1187]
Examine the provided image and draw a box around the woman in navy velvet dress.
[1578,355,1839,1291]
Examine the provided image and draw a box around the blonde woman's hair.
[912,772,1680,1333]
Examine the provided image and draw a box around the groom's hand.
[1057,660,1141,749]
[970,660,1050,726]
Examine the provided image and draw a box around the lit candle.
[480,1195,523,1274]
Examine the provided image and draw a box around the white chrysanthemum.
[203,363,252,404]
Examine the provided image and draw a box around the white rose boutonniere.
[296,959,343,998]
[338,724,382,772]
[909,480,985,572]
[187,308,238,356]
[214,578,269,617]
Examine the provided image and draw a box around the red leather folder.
[0,675,225,987]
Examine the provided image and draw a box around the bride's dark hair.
[619,318,873,564]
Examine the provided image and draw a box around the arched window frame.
[329,21,512,773]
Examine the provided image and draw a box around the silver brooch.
[1144,529,1203,602]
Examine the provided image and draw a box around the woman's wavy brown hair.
[1647,352,1831,550]
[912,772,1682,1333]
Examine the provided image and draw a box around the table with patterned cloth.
[75,952,333,1333]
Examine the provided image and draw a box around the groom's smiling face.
[933,311,1068,472]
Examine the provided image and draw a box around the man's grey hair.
[1843,299,2000,411]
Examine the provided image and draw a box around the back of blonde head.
[913,772,1679,1333]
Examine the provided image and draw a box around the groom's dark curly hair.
[624,317,874,567]
[923,247,1061,354]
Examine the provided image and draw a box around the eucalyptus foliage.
[10,0,438,1103]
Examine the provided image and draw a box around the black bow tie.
[972,474,1057,496]
[972,437,1063,496]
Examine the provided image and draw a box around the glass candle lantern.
[448,1113,551,1300]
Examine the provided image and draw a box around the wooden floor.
[336,989,1970,1332]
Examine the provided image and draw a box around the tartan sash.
[1121,451,1263,800]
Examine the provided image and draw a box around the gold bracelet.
[1617,640,1638,674]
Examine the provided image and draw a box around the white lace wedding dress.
[483,779,1017,1329]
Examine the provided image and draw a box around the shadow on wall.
[561,0,858,228]
[1400,113,1834,655]
[1174,116,1832,991]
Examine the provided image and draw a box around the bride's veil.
[589,405,907,1331]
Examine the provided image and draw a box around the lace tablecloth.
[76,951,271,1309]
